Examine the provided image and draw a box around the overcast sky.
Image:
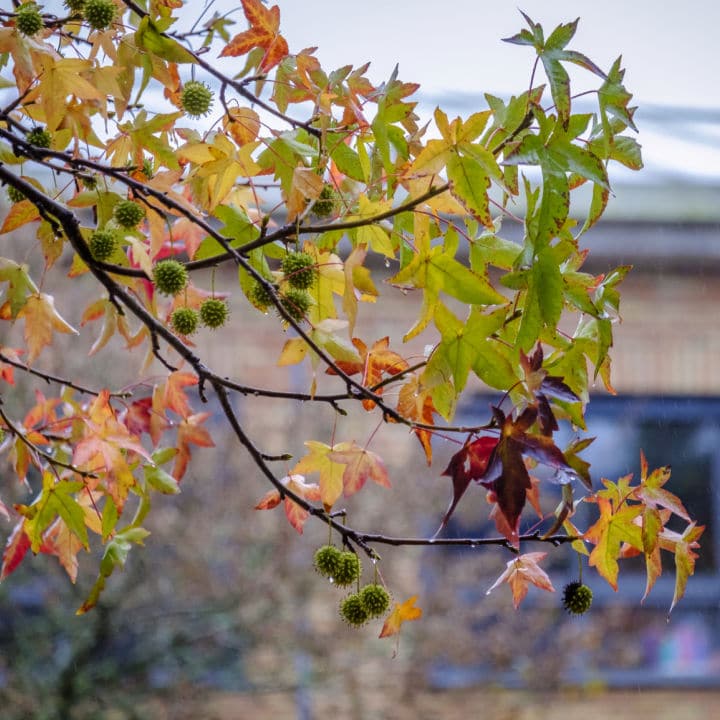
[274,1,720,183]
[277,0,719,109]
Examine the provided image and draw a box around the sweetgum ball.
[16,4,44,36]
[83,0,116,30]
[152,260,188,296]
[562,582,593,615]
[339,593,369,627]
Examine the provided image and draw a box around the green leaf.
[144,465,181,495]
[447,152,492,228]
[429,252,505,306]
[21,474,88,553]
[135,17,195,63]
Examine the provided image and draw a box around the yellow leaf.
[277,337,309,366]
[18,293,78,363]
[379,595,423,638]
[291,441,345,511]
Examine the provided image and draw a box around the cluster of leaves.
[0,0,700,633]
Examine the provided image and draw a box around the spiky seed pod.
[16,3,44,36]
[359,583,391,618]
[250,281,276,310]
[65,0,85,13]
[313,545,342,578]
[562,582,593,615]
[170,307,199,336]
[152,260,188,296]
[281,251,317,290]
[332,551,361,588]
[181,81,214,118]
[88,229,118,261]
[82,0,116,30]
[80,174,97,190]
[113,200,145,228]
[279,288,311,322]
[312,184,336,217]
[26,126,52,149]
[6,185,26,203]
[199,298,229,329]
[140,158,154,179]
[339,593,369,627]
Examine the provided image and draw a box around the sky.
[273,0,720,185]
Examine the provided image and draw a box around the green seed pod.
[281,251,317,290]
[152,259,188,296]
[562,582,593,615]
[113,200,145,228]
[170,307,199,336]
[359,583,391,618]
[313,545,342,578]
[199,298,229,329]
[181,81,214,118]
[16,3,44,37]
[88,229,118,261]
[332,551,361,588]
[82,0,116,30]
[339,593,369,627]
[279,288,311,322]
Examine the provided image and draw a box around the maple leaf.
[329,337,409,411]
[669,522,704,614]
[480,406,578,544]
[18,292,78,363]
[291,441,347,511]
[438,436,499,533]
[40,516,85,583]
[173,412,215,481]
[254,474,321,534]
[328,441,391,497]
[0,346,23,384]
[1,519,31,580]
[487,551,555,609]
[219,0,289,72]
[379,594,423,639]
[396,374,438,465]
[73,391,152,510]
[584,495,643,590]
[162,371,198,419]
[15,471,89,554]
[632,451,689,521]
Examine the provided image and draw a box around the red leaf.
[1,520,31,580]
[437,436,498,532]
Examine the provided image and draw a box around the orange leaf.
[328,441,390,497]
[219,0,289,72]
[254,475,321,534]
[379,595,423,639]
[40,516,85,583]
[163,371,198,419]
[18,293,78,363]
[173,412,215,481]
[396,375,437,464]
[486,551,555,609]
